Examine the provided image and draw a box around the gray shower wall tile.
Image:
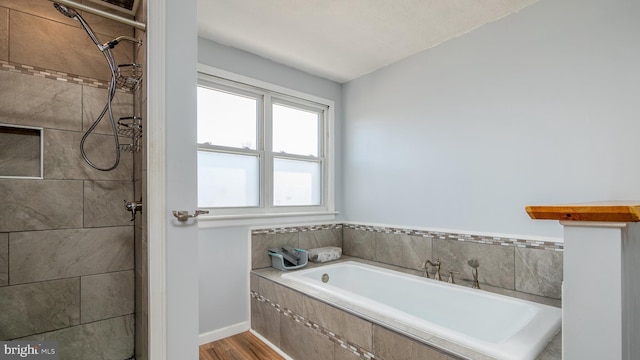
[0,179,83,232]
[135,97,147,177]
[343,228,375,261]
[80,4,135,40]
[1,1,77,27]
[84,180,134,227]
[134,178,142,200]
[9,226,133,284]
[134,140,144,180]
[10,11,133,82]
[140,170,148,231]
[251,232,298,269]
[134,227,144,286]
[83,86,135,135]
[433,239,515,290]
[375,232,431,270]
[515,247,563,299]
[0,71,82,131]
[141,98,147,172]
[0,8,7,61]
[299,228,342,250]
[134,178,142,228]
[0,278,80,340]
[18,314,134,360]
[81,270,134,323]
[0,233,7,286]
[44,129,133,181]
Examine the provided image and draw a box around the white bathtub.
[282,261,561,360]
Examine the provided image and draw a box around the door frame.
[147,0,167,358]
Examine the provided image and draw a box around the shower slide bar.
[48,0,146,31]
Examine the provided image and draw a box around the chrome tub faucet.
[420,258,442,280]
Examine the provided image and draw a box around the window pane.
[273,158,321,206]
[198,151,259,207]
[272,104,318,156]
[197,87,257,149]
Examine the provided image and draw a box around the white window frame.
[196,65,335,221]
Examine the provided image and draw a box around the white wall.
[198,227,249,339]
[195,0,640,341]
[196,38,343,337]
[343,0,640,239]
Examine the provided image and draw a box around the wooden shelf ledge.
[526,201,640,222]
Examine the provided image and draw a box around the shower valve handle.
[124,200,142,221]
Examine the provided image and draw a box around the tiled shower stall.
[0,1,147,359]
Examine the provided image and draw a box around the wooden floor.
[199,331,286,360]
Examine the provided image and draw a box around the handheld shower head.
[52,1,132,172]
[53,3,79,19]
[53,2,104,50]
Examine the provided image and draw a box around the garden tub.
[282,261,561,360]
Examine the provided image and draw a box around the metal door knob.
[172,210,209,222]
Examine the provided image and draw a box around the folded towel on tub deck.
[308,246,342,263]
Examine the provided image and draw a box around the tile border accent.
[251,223,343,235]
[251,290,378,360]
[0,60,114,91]
[251,223,563,251]
[344,224,564,251]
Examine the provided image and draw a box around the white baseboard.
[199,321,250,345]
[249,329,294,360]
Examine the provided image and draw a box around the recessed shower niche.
[0,124,43,178]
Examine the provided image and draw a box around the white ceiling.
[197,0,538,83]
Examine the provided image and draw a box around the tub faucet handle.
[467,259,480,289]
[447,270,460,284]
[433,259,442,281]
[418,263,430,278]
[423,258,442,280]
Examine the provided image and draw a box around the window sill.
[197,211,339,229]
